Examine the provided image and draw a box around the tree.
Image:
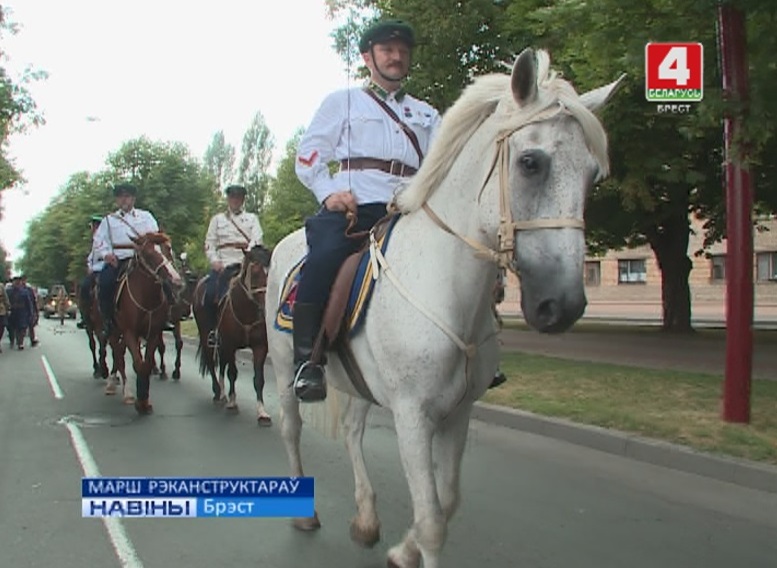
[261,130,318,247]
[0,6,46,216]
[237,111,275,215]
[203,130,236,193]
[17,137,218,284]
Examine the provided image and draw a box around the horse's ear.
[511,48,538,107]
[579,73,627,112]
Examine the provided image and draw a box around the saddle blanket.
[274,215,400,337]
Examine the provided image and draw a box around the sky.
[0,0,356,264]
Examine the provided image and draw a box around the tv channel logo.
[645,42,703,103]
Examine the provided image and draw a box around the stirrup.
[292,361,327,402]
[207,330,219,348]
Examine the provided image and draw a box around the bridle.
[421,101,586,274]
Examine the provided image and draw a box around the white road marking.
[59,417,144,568]
[41,355,64,399]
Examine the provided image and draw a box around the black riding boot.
[292,302,326,402]
[489,369,507,389]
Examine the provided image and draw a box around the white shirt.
[86,242,104,273]
[93,208,160,262]
[295,83,441,205]
[204,210,264,267]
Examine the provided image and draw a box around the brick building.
[501,215,777,314]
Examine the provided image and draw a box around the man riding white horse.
[292,19,442,402]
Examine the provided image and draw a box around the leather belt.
[217,242,248,250]
[113,244,135,250]
[340,158,417,178]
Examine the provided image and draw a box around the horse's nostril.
[537,298,559,327]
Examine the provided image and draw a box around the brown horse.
[193,245,272,425]
[152,269,198,380]
[110,232,183,414]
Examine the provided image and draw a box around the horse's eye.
[519,154,538,175]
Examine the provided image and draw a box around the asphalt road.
[1,319,776,568]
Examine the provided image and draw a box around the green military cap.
[359,19,415,53]
[90,214,103,224]
[112,183,138,196]
[225,184,247,197]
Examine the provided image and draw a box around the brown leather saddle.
[306,213,399,405]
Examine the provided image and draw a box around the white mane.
[396,50,610,213]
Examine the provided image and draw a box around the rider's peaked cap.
[112,183,138,196]
[225,184,247,196]
[90,214,103,224]
[359,19,415,53]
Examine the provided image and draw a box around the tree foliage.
[237,111,275,216]
[261,130,318,247]
[16,138,217,285]
[0,6,46,216]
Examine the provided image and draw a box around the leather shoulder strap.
[226,213,251,245]
[363,88,424,165]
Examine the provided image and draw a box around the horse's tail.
[195,337,211,378]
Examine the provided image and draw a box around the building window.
[756,252,777,282]
[618,259,647,284]
[584,261,601,286]
[710,255,726,282]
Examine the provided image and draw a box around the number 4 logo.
[645,42,703,102]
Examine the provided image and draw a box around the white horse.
[266,48,624,568]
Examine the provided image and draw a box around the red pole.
[718,3,752,423]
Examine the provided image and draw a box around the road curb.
[471,402,777,494]
[177,331,777,494]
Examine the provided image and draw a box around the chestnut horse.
[193,245,272,425]
[109,232,183,414]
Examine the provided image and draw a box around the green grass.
[483,352,777,465]
[180,318,197,338]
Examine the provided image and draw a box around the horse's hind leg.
[225,353,238,412]
[343,397,380,548]
[157,333,168,380]
[88,331,101,379]
[252,344,271,426]
[387,410,444,568]
[172,325,183,380]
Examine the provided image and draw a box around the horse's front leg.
[224,350,239,412]
[387,409,444,568]
[433,402,473,523]
[172,323,183,380]
[344,396,380,548]
[252,342,271,426]
[125,331,151,414]
[217,348,228,406]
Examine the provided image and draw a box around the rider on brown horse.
[92,183,170,340]
[202,184,264,341]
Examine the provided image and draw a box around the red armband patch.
[297,150,319,167]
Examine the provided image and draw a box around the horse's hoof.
[172,370,181,380]
[134,400,153,415]
[104,387,116,396]
[225,403,239,413]
[212,396,226,405]
[159,373,168,381]
[257,415,272,427]
[350,518,381,548]
[123,396,135,405]
[386,547,420,568]
[292,512,321,532]
[92,370,102,379]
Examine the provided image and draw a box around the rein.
[424,101,585,272]
[220,262,267,344]
[120,242,175,339]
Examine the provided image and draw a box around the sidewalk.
[499,300,777,328]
